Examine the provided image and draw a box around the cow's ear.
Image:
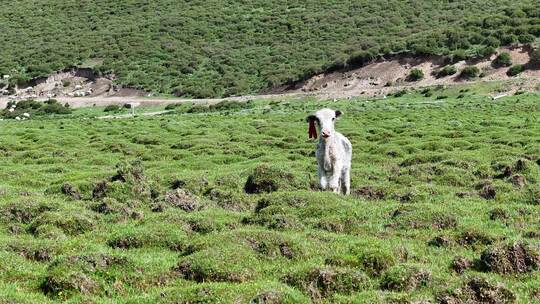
[306,115,317,122]
[335,110,343,118]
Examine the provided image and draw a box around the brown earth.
[288,44,540,99]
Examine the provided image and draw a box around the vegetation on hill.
[0,86,539,302]
[0,1,539,97]
[1,99,71,119]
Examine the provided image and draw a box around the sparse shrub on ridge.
[437,65,457,77]
[493,52,512,67]
[460,66,480,78]
[507,64,525,76]
[408,68,424,81]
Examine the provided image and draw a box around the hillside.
[1,0,539,97]
[0,89,539,302]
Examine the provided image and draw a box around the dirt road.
[0,93,304,110]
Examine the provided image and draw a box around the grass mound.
[41,253,130,297]
[28,210,94,236]
[0,92,539,301]
[174,245,259,283]
[244,164,305,194]
[283,266,370,300]
[380,264,431,291]
[479,242,540,274]
[437,277,515,304]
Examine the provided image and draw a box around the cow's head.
[306,108,342,140]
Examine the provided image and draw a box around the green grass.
[0,88,539,303]
[1,1,540,97]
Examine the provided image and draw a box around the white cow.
[307,108,352,195]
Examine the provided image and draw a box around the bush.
[507,64,525,76]
[104,105,121,112]
[1,99,71,119]
[393,90,407,97]
[460,66,480,78]
[493,52,512,67]
[518,34,535,43]
[408,68,424,81]
[477,46,496,58]
[437,65,457,77]
[532,48,540,64]
[42,102,71,114]
[347,50,376,66]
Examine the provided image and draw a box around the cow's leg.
[328,164,342,193]
[318,165,328,190]
[341,167,350,195]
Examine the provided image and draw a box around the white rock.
[8,108,14,112]
[15,116,21,120]
[23,113,30,117]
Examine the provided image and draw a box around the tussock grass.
[0,89,539,302]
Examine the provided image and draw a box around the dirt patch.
[450,256,473,274]
[92,180,108,200]
[61,183,82,200]
[456,230,494,247]
[479,242,540,274]
[511,175,527,188]
[163,189,200,212]
[476,182,496,200]
[353,186,386,200]
[488,208,509,221]
[289,44,540,99]
[108,235,143,249]
[8,243,53,262]
[428,235,452,248]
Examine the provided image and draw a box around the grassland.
[0,86,539,303]
[1,1,539,96]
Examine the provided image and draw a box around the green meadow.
[0,87,539,303]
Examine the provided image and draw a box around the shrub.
[493,52,512,67]
[477,46,496,58]
[104,105,121,112]
[437,65,457,77]
[532,48,540,64]
[393,90,407,97]
[518,34,535,43]
[408,68,424,81]
[41,101,71,114]
[507,64,525,76]
[460,66,480,78]
[450,49,468,62]
[347,50,376,66]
